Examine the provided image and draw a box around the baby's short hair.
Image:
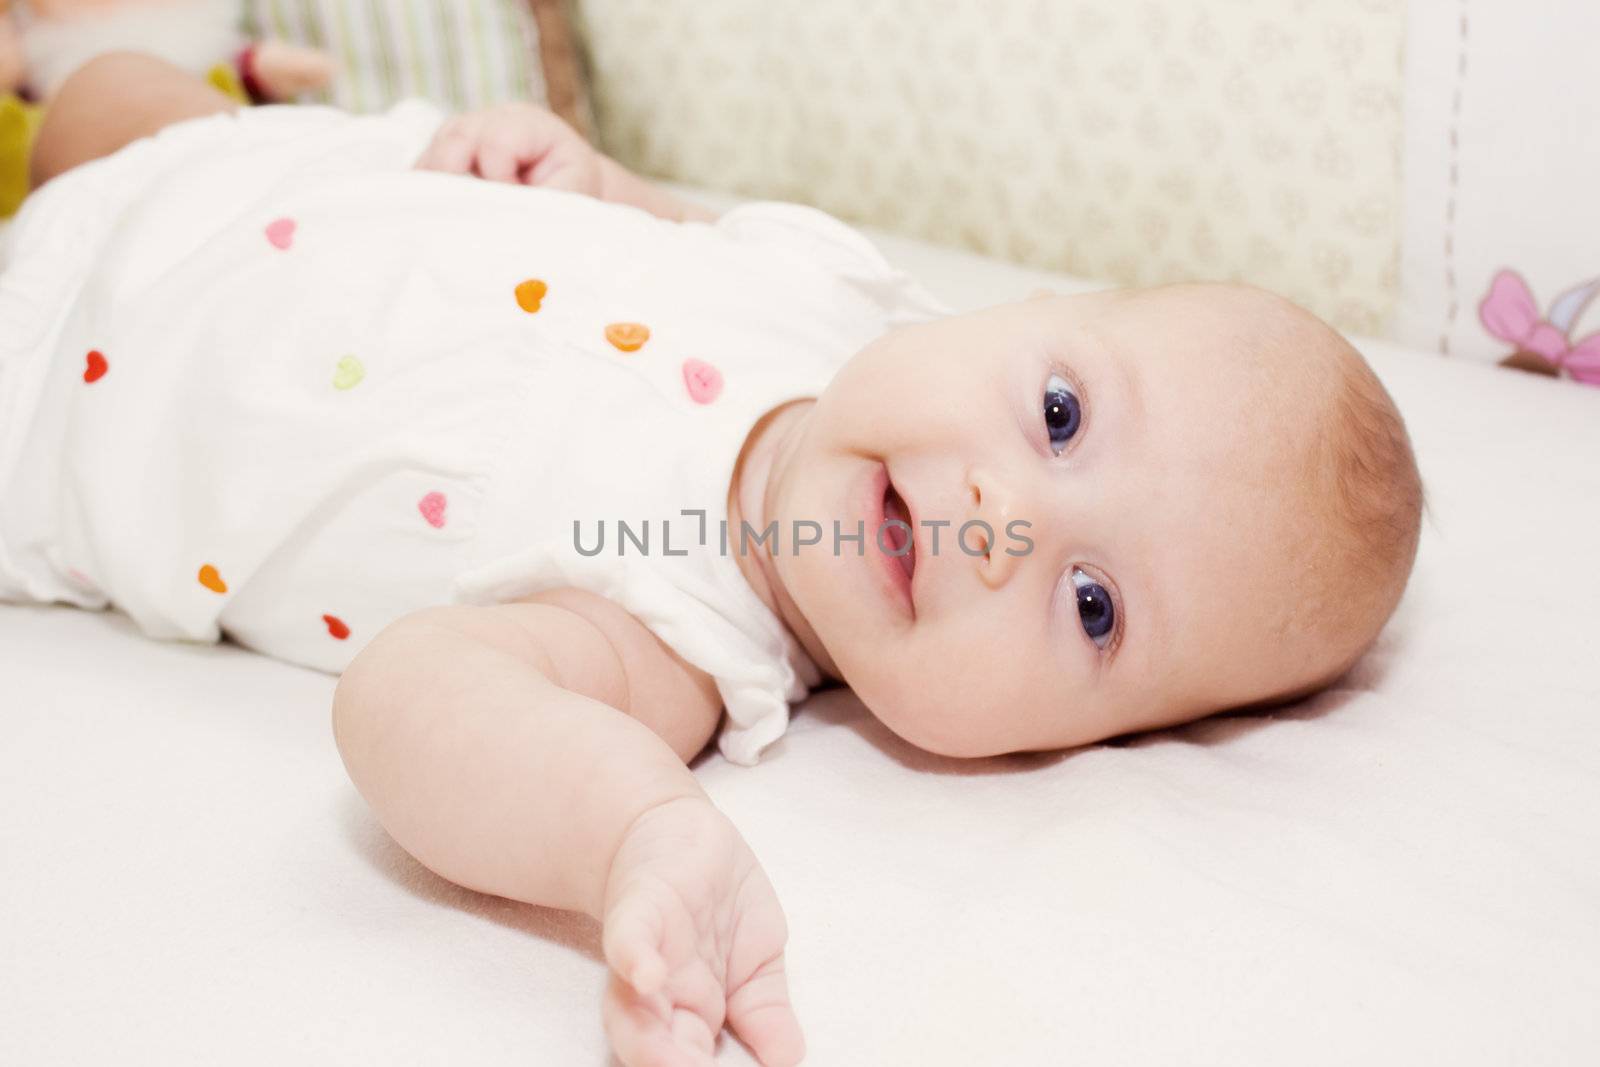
[1298,337,1424,685]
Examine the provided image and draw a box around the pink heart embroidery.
[418,491,448,529]
[682,358,723,404]
[265,218,296,250]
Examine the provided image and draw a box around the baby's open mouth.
[882,477,916,583]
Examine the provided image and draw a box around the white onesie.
[0,101,944,764]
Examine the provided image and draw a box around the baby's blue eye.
[1071,569,1115,649]
[1043,373,1081,455]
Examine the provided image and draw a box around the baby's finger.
[474,133,524,184]
[725,956,806,1067]
[526,145,596,192]
[416,117,482,174]
[671,1008,717,1057]
[668,1011,720,1062]
[603,890,667,996]
[603,971,714,1067]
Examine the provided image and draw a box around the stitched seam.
[1440,0,1470,355]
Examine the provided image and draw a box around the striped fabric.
[241,0,548,114]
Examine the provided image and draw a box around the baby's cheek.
[943,620,1100,753]
[884,630,1037,756]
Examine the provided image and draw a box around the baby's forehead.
[1113,286,1333,373]
[1107,294,1342,438]
[1135,468,1342,705]
[1111,313,1340,577]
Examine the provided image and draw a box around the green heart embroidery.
[332,355,365,391]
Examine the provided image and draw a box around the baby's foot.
[248,40,336,99]
[0,16,25,94]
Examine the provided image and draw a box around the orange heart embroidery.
[322,614,350,640]
[515,279,548,313]
[606,322,650,352]
[197,564,228,594]
[83,350,108,383]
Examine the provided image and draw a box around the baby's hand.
[602,797,805,1067]
[415,102,602,195]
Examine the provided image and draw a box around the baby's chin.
[875,682,1260,758]
[842,681,1056,760]
[832,676,986,759]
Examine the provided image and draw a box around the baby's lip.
[866,462,916,619]
[882,471,917,593]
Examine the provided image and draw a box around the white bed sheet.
[3,202,1599,1066]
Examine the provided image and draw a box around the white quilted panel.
[576,0,1406,334]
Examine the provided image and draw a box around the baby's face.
[767,285,1355,757]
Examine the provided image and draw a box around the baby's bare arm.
[595,153,719,223]
[335,592,806,1065]
[333,589,719,916]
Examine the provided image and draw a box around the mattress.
[3,193,1598,1065]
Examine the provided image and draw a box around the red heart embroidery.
[323,614,350,640]
[83,350,108,383]
[418,491,448,529]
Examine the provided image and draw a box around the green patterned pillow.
[241,0,555,116]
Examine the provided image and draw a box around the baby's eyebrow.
[1090,323,1145,422]
[1074,324,1152,669]
[1118,570,1163,673]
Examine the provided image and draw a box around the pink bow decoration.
[1479,270,1600,385]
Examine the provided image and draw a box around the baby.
[2,55,1423,1067]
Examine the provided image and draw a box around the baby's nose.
[966,466,1024,589]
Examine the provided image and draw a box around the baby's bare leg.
[30,52,239,189]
